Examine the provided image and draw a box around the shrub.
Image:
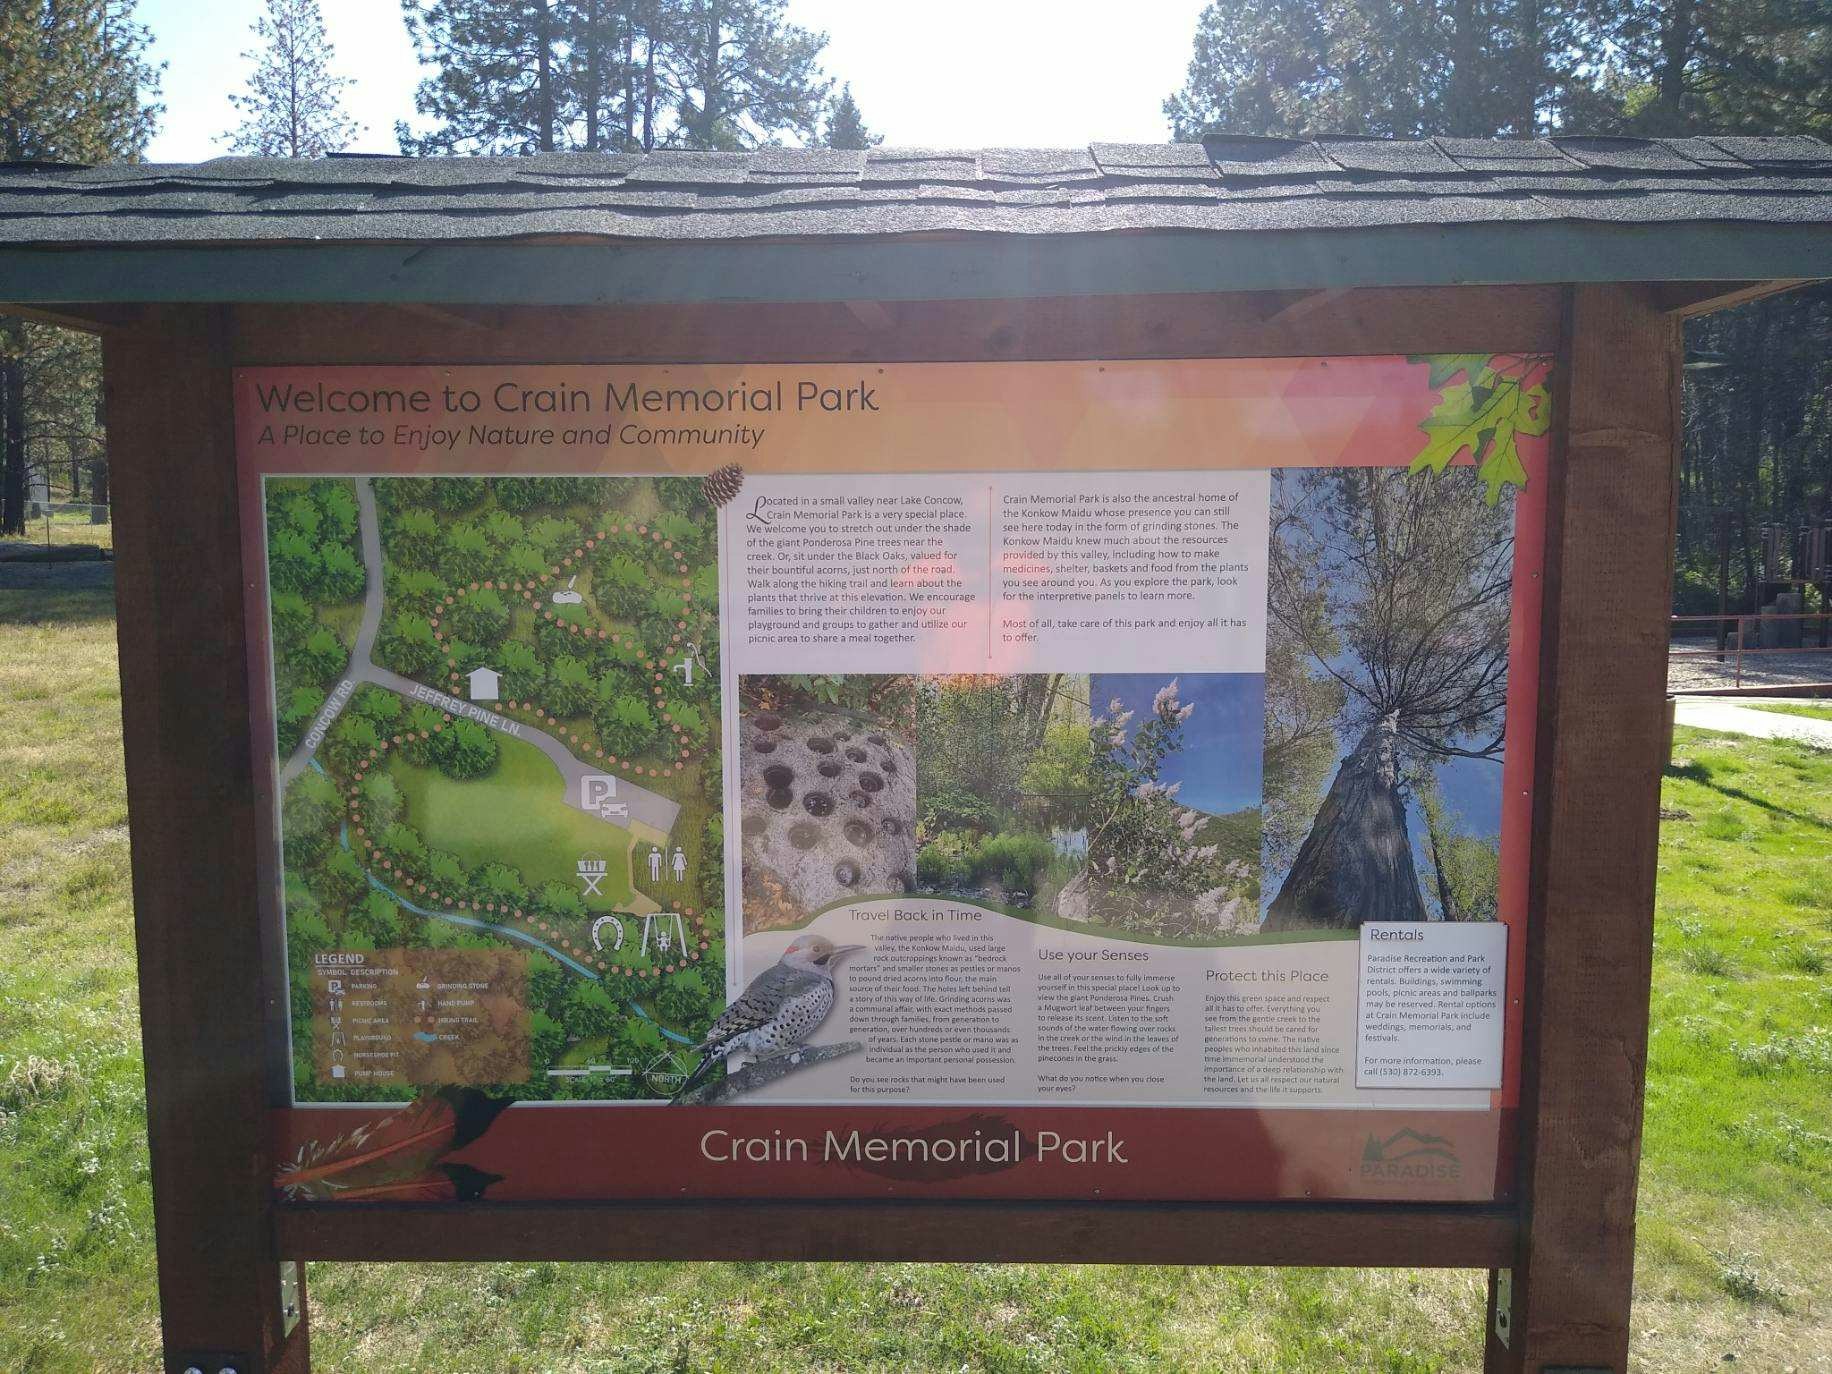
[379,613,441,676]
[389,507,443,568]
[432,720,498,780]
[592,551,649,616]
[503,542,549,581]
[429,476,485,512]
[655,477,709,515]
[269,527,321,593]
[320,542,366,600]
[546,655,596,718]
[270,590,313,645]
[973,832,1055,890]
[921,786,1000,836]
[445,522,494,582]
[489,477,544,513]
[448,588,510,648]
[483,509,525,548]
[917,845,973,891]
[314,481,358,541]
[500,641,545,702]
[596,694,657,757]
[377,822,427,872]
[526,515,581,560]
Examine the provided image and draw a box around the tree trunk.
[89,453,109,523]
[1656,0,1695,132]
[1446,0,1482,134]
[584,0,602,150]
[1265,714,1427,930]
[642,33,657,151]
[1515,0,1544,135]
[1422,796,1457,920]
[0,325,25,537]
[535,1,556,151]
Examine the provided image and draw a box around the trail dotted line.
[427,520,708,776]
[341,721,711,976]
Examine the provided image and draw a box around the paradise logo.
[1359,1127,1462,1183]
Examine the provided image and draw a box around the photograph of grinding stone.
[738,681,919,934]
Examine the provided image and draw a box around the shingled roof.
[3,134,1829,245]
[2,135,1828,307]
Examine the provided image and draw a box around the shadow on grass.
[0,584,118,629]
[1665,754,1831,833]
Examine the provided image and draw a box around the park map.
[265,473,725,1103]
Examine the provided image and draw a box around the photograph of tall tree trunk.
[1261,462,1516,931]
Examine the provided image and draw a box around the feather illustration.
[275,1087,512,1202]
[298,1162,507,1204]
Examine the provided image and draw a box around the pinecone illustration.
[701,463,745,509]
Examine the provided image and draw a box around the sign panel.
[237,357,1548,1205]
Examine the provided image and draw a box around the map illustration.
[264,473,725,1102]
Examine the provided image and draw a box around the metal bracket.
[279,1259,302,1337]
[1492,1267,1512,1348]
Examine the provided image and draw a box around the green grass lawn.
[0,511,114,553]
[1747,700,1832,723]
[3,583,1829,1372]
[389,730,636,910]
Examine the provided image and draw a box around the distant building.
[468,667,500,701]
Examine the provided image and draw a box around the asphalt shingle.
[0,135,1826,246]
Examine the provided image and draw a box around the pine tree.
[0,0,161,536]
[1263,466,1515,932]
[400,0,833,154]
[398,0,574,153]
[1166,0,1832,626]
[1164,0,1603,139]
[661,0,830,149]
[822,82,881,149]
[224,0,361,157]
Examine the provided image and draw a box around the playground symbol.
[642,912,689,959]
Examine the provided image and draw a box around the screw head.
[181,1367,204,1374]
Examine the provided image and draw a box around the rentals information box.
[239,357,1548,1204]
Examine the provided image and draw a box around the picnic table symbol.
[576,854,609,896]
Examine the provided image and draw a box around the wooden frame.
[93,282,1679,1374]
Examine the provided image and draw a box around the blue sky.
[1093,673,1266,818]
[139,0,1208,162]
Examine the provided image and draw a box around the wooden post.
[1486,285,1678,1372]
[105,307,309,1374]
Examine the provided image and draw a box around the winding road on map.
[277,476,681,839]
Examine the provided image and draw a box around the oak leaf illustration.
[1408,354,1551,503]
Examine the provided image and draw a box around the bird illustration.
[672,934,864,1101]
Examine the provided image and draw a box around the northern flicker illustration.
[672,934,863,1101]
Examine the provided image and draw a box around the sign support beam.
[107,307,310,1374]
[1484,284,1677,1373]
